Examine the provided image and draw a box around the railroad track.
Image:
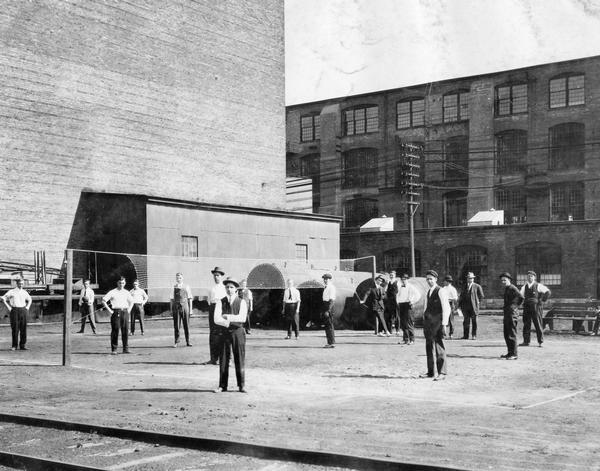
[0,413,465,471]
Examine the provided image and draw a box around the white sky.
[285,0,600,105]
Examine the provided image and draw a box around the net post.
[62,249,73,366]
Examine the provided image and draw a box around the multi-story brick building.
[287,55,600,300]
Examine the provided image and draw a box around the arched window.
[496,130,527,174]
[549,123,584,170]
[444,190,468,227]
[343,198,378,228]
[515,242,562,285]
[383,247,421,276]
[342,148,378,188]
[446,245,488,289]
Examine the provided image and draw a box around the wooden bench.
[543,302,599,333]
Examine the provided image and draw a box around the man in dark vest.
[500,272,524,360]
[202,267,226,365]
[213,277,248,393]
[419,270,451,381]
[458,272,484,340]
[360,274,389,336]
[384,270,399,335]
[519,271,550,347]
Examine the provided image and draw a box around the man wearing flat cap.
[321,273,336,348]
[458,272,484,340]
[202,267,226,365]
[396,273,421,344]
[442,275,458,340]
[420,270,451,380]
[519,271,550,348]
[170,273,192,348]
[500,272,523,360]
[360,274,390,337]
[213,277,248,393]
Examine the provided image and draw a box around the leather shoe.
[433,374,446,381]
[500,353,510,358]
[239,387,247,393]
[538,343,543,348]
[20,347,28,351]
[506,355,518,360]
[285,336,291,339]
[323,344,335,348]
[10,347,16,351]
[419,373,434,378]
[519,342,529,347]
[201,360,218,365]
[186,342,193,347]
[214,387,226,393]
[123,349,130,354]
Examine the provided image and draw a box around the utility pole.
[399,142,423,278]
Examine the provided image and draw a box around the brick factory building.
[286,55,600,300]
[0,1,340,280]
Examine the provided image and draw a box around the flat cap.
[425,270,438,278]
[499,272,513,280]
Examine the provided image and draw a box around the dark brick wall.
[0,0,285,269]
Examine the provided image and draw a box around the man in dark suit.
[384,271,399,334]
[500,272,523,360]
[458,272,484,340]
[360,274,389,336]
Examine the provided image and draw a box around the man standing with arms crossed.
[203,267,226,365]
[396,273,421,345]
[419,270,451,381]
[321,273,336,348]
[77,279,96,334]
[458,272,484,340]
[500,272,523,360]
[282,278,301,340]
[2,278,32,351]
[519,271,550,348]
[102,277,134,355]
[130,279,148,336]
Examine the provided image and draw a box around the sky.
[285,0,600,105]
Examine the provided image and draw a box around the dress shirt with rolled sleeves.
[79,287,95,306]
[130,287,148,304]
[519,282,550,297]
[322,284,336,302]
[423,285,452,326]
[239,288,253,311]
[209,282,227,304]
[443,285,458,302]
[213,296,247,327]
[283,287,301,304]
[170,284,192,301]
[103,289,133,311]
[2,287,32,308]
[396,283,421,305]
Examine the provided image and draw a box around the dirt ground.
[0,316,599,471]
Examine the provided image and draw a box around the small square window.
[181,236,198,258]
[295,244,308,261]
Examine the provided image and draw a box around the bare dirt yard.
[0,316,599,471]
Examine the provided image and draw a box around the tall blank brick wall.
[0,0,285,268]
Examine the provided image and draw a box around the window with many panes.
[446,245,487,290]
[295,244,308,261]
[396,98,425,129]
[342,105,379,135]
[549,74,584,108]
[550,182,584,221]
[181,236,198,258]
[342,148,378,188]
[496,130,527,174]
[444,191,468,227]
[495,189,527,224]
[383,247,421,276]
[300,154,320,212]
[300,113,320,142]
[443,91,469,123]
[444,136,468,185]
[344,198,378,227]
[515,242,561,285]
[495,83,528,116]
[549,123,585,170]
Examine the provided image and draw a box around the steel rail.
[0,450,106,470]
[0,412,467,471]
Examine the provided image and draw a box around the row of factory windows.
[299,73,585,142]
[354,242,563,290]
[342,182,584,228]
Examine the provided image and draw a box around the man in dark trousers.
[2,278,32,351]
[500,272,523,360]
[519,271,550,347]
[419,270,451,381]
[213,277,247,393]
[321,273,336,348]
[396,273,421,345]
[282,278,301,340]
[203,267,226,365]
[384,270,399,334]
[458,272,484,340]
[360,274,388,336]
[170,273,192,348]
[102,277,134,354]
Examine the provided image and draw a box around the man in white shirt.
[2,278,32,351]
[170,273,192,347]
[419,270,451,381]
[102,277,134,354]
[203,267,226,365]
[282,278,301,339]
[214,277,248,393]
[396,273,421,345]
[130,279,148,336]
[321,273,336,348]
[238,279,253,335]
[77,279,96,335]
[442,275,459,340]
[519,270,551,347]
